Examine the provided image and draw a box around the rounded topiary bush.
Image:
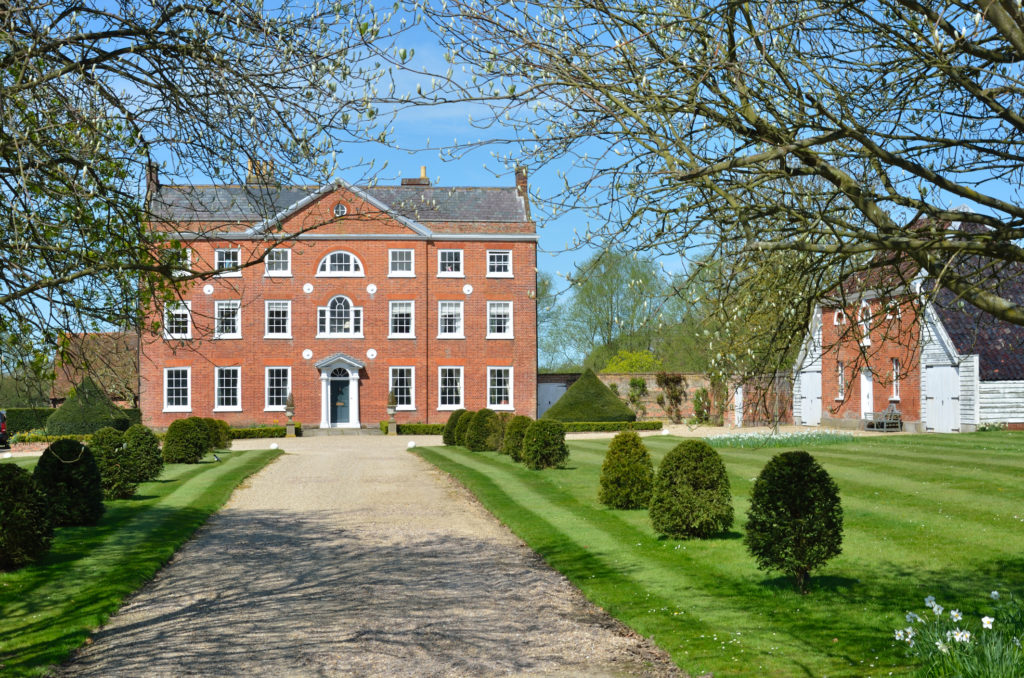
[598,431,654,509]
[521,419,569,470]
[46,376,131,435]
[745,451,843,593]
[0,464,54,570]
[163,418,209,463]
[443,409,467,446]
[215,419,232,449]
[492,412,513,452]
[201,418,230,450]
[649,439,733,539]
[466,409,501,452]
[501,415,532,460]
[186,416,214,453]
[89,427,137,500]
[455,410,476,447]
[32,439,105,526]
[123,424,164,482]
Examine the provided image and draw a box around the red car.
[0,411,9,448]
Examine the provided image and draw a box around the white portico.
[315,352,365,429]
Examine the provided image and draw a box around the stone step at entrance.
[302,426,383,437]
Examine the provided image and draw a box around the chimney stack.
[145,162,159,198]
[247,159,274,185]
[515,166,531,220]
[401,165,431,186]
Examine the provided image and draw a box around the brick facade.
[140,181,537,429]
[818,298,921,424]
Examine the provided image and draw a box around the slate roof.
[151,184,528,224]
[929,273,1024,381]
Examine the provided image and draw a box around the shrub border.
[558,421,663,432]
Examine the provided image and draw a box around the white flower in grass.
[952,628,971,643]
[906,611,922,623]
[991,591,1000,600]
[935,640,949,653]
[925,595,936,607]
[950,609,962,621]
[932,604,944,616]
[946,630,954,641]
[904,627,915,639]
[982,616,994,629]
[907,638,915,648]
[894,629,905,641]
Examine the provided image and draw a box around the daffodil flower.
[982,616,994,629]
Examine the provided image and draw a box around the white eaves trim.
[165,231,540,242]
[243,179,433,238]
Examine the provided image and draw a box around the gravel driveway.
[61,435,680,677]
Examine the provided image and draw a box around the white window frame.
[315,250,365,277]
[487,366,514,410]
[486,250,513,278]
[834,308,846,325]
[388,300,415,339]
[264,300,292,339]
[389,366,416,411]
[264,248,292,277]
[486,301,514,339]
[316,295,364,338]
[437,249,464,278]
[837,360,845,401]
[165,248,191,278]
[214,366,242,412]
[214,300,242,339]
[437,300,465,339]
[215,248,242,277]
[438,366,464,410]
[858,301,871,347]
[264,366,291,412]
[163,301,192,340]
[163,367,191,413]
[891,358,901,401]
[388,249,416,278]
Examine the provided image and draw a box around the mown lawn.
[0,448,282,677]
[416,432,1024,677]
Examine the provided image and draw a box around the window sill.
[437,335,466,340]
[396,405,416,412]
[316,333,364,339]
[163,335,192,341]
[486,334,514,340]
[835,397,845,402]
[163,406,192,413]
[388,272,416,278]
[437,273,465,279]
[264,406,287,412]
[315,272,365,278]
[213,406,242,412]
[264,334,293,340]
[214,335,243,340]
[490,404,514,411]
[437,404,463,411]
[215,272,242,278]
[486,273,514,279]
[388,334,416,340]
[889,397,901,402]
[264,273,293,278]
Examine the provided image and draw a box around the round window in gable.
[333,202,348,218]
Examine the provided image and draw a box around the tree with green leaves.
[1,0,402,366]
[420,0,1024,372]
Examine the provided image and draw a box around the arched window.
[331,367,350,379]
[316,251,364,277]
[317,295,363,337]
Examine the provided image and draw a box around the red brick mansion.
[139,168,538,429]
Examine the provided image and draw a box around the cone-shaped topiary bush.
[521,419,569,469]
[90,426,138,500]
[542,369,636,422]
[501,415,532,460]
[163,418,209,463]
[455,410,475,447]
[443,409,467,446]
[0,464,54,570]
[123,424,163,482]
[46,376,131,435]
[745,451,843,594]
[598,431,654,509]
[32,439,105,526]
[649,439,733,538]
[466,409,501,452]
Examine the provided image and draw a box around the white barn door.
[860,369,874,419]
[734,385,743,426]
[926,365,960,432]
[799,371,822,426]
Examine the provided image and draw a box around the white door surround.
[860,369,874,420]
[925,364,961,432]
[315,352,366,429]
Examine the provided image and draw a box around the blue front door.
[330,378,350,425]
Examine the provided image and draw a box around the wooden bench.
[867,404,902,432]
